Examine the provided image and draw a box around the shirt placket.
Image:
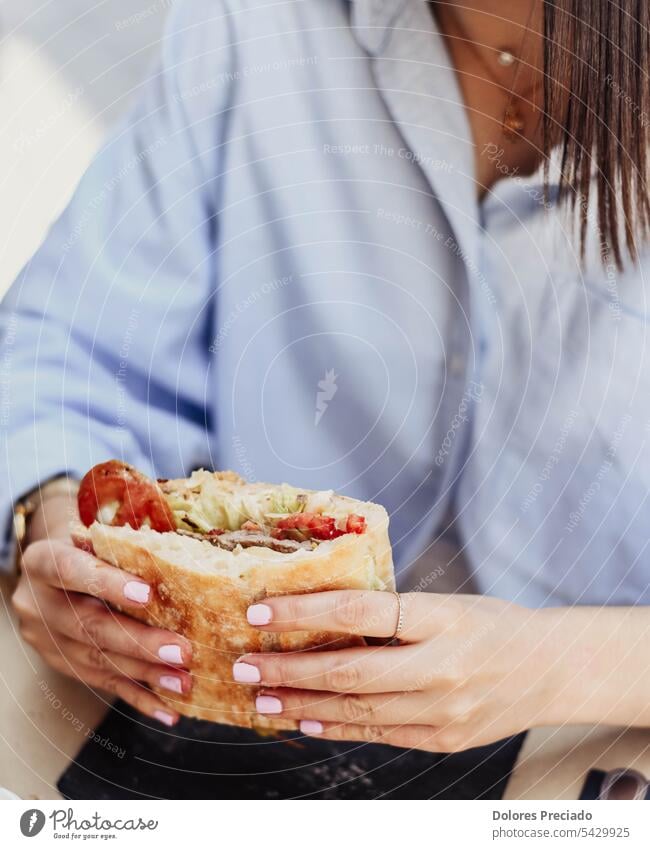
[351,0,486,509]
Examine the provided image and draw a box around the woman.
[4,0,650,751]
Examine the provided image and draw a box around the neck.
[430,0,547,193]
[434,1,541,33]
[433,1,544,63]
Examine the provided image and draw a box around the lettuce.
[167,479,307,532]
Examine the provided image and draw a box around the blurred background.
[0,0,171,296]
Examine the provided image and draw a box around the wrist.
[530,606,644,728]
[528,607,585,726]
[23,478,79,546]
[517,606,577,727]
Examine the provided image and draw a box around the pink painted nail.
[159,675,183,694]
[154,710,176,727]
[300,720,323,734]
[256,695,282,714]
[123,581,150,604]
[158,644,183,665]
[247,604,273,626]
[233,661,261,683]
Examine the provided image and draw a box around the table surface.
[2,572,650,800]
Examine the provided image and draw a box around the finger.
[246,590,455,641]
[297,720,447,752]
[22,538,153,611]
[40,587,193,668]
[43,651,180,727]
[36,628,192,697]
[234,644,422,693]
[255,688,439,727]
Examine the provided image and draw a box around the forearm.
[543,605,650,728]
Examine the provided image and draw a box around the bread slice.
[71,479,394,730]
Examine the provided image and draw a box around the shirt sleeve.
[0,0,234,569]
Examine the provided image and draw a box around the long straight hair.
[543,1,650,268]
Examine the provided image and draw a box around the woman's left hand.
[233,591,567,752]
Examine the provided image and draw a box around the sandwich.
[71,461,394,730]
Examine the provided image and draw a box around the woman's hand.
[11,492,192,726]
[234,590,567,752]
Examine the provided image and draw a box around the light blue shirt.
[2,0,650,607]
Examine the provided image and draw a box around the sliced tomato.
[345,514,367,534]
[273,512,341,541]
[274,511,368,540]
[77,460,175,532]
[273,513,336,540]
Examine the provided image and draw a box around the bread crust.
[72,500,394,730]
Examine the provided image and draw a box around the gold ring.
[392,592,405,640]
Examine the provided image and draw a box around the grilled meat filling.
[176,528,315,553]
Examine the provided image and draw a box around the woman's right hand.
[11,491,193,726]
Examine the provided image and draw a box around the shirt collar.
[351,0,480,275]
[349,0,410,55]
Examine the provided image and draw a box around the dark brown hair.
[543,0,650,268]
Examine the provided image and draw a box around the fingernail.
[233,661,261,683]
[123,581,150,604]
[256,695,282,714]
[159,675,183,694]
[154,709,176,727]
[158,644,183,665]
[247,604,273,626]
[300,720,323,734]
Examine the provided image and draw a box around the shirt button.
[448,353,465,377]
